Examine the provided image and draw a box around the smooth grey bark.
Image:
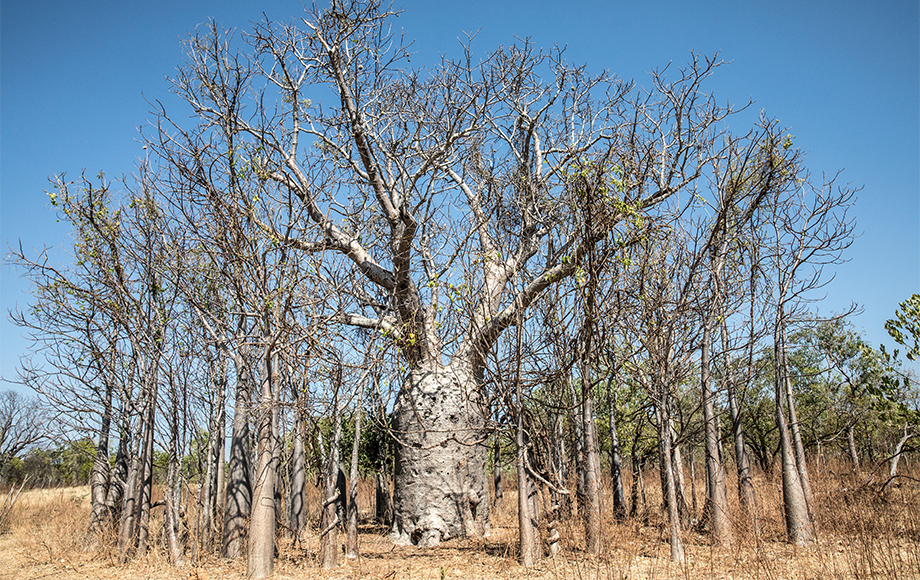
[580,386,603,553]
[656,400,685,562]
[774,338,815,544]
[884,426,912,492]
[247,347,280,579]
[846,423,860,471]
[781,325,814,515]
[515,386,539,566]
[701,322,732,545]
[318,372,344,570]
[721,316,760,534]
[84,375,114,551]
[390,361,488,547]
[346,399,362,559]
[106,426,129,524]
[287,410,306,540]
[222,351,252,560]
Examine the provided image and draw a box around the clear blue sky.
[2,1,918,390]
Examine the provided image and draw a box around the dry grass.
[1,461,917,580]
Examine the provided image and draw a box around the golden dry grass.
[1,460,917,580]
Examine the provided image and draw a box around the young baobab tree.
[763,149,857,543]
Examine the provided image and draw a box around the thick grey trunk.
[390,361,488,546]
[701,322,732,545]
[222,359,252,559]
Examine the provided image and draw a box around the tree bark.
[390,361,488,546]
[84,376,113,551]
[607,379,626,520]
[222,352,252,560]
[581,386,603,553]
[287,410,306,541]
[781,327,814,515]
[721,317,760,535]
[247,346,280,579]
[657,399,685,562]
[701,322,732,545]
[775,338,815,544]
[346,399,362,559]
[846,423,860,472]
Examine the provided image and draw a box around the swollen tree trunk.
[775,339,815,544]
[607,378,626,520]
[247,347,280,579]
[222,353,252,559]
[701,322,732,545]
[390,361,489,547]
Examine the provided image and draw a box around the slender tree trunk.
[846,423,860,472]
[657,398,685,562]
[670,426,691,530]
[319,367,344,569]
[701,322,732,545]
[514,342,541,567]
[607,378,626,520]
[135,384,157,558]
[884,426,911,492]
[346,394,362,559]
[223,351,252,559]
[493,434,503,508]
[780,326,814,514]
[721,317,760,535]
[84,377,114,551]
[247,346,280,579]
[774,338,815,544]
[375,470,392,527]
[581,387,603,553]
[106,423,129,523]
[288,410,306,541]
